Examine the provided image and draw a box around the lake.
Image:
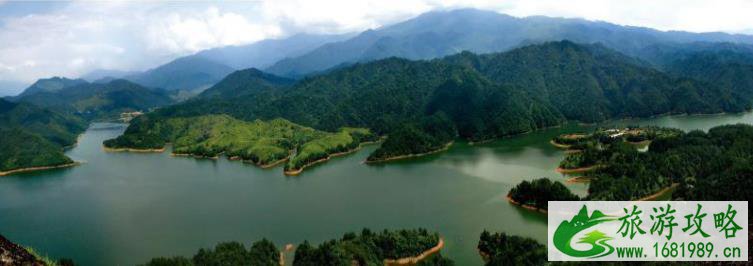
[1,112,752,265]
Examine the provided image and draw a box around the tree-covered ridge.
[114,41,752,162]
[197,68,295,99]
[444,41,751,122]
[508,178,579,211]
[103,114,377,173]
[16,76,88,97]
[0,99,86,147]
[15,79,174,121]
[0,99,86,173]
[0,128,74,173]
[141,239,279,266]
[293,228,451,266]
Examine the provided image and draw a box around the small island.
[103,114,378,175]
[506,178,579,213]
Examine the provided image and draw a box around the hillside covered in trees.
[0,99,86,174]
[103,114,377,174]
[14,79,174,121]
[140,229,450,266]
[111,41,753,163]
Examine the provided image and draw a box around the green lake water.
[1,112,752,265]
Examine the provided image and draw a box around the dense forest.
[293,228,451,266]
[140,228,450,266]
[141,239,279,266]
[507,178,579,211]
[197,68,295,99]
[477,231,547,266]
[103,114,377,173]
[0,99,86,173]
[112,41,752,162]
[588,124,753,201]
[512,124,753,203]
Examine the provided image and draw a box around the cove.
[1,111,752,265]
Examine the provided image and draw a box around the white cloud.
[0,0,752,84]
[146,6,282,54]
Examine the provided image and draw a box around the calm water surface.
[1,112,751,265]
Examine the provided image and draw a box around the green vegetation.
[477,231,546,266]
[507,178,579,210]
[139,229,449,266]
[554,127,682,170]
[103,114,377,172]
[198,68,294,99]
[551,124,753,201]
[0,99,86,173]
[116,41,752,162]
[15,79,174,121]
[445,41,751,122]
[141,239,279,266]
[293,228,450,266]
[0,128,74,173]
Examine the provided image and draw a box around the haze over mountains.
[10,8,753,98]
[77,33,351,93]
[265,9,753,77]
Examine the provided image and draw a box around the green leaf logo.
[553,205,617,258]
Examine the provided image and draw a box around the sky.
[1,0,753,94]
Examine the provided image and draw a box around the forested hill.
[112,41,753,161]
[15,79,174,121]
[15,77,87,98]
[197,68,295,99]
[444,41,750,122]
[0,99,86,173]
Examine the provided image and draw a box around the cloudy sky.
[1,0,753,94]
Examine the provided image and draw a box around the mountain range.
[113,40,753,161]
[11,78,174,121]
[265,9,753,78]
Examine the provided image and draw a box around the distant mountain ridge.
[14,78,174,121]
[94,33,351,93]
[265,8,753,78]
[192,33,354,70]
[17,77,88,97]
[123,56,235,92]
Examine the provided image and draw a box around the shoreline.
[284,141,380,176]
[635,183,679,201]
[549,140,572,149]
[172,153,220,160]
[364,141,454,164]
[103,146,166,153]
[565,175,592,184]
[383,238,444,266]
[555,165,600,174]
[506,196,547,214]
[0,162,80,176]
